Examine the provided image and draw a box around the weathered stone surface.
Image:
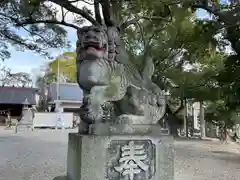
[72,18,169,180]
[66,132,174,180]
[53,176,67,180]
[89,124,169,135]
[15,107,34,133]
[76,25,166,134]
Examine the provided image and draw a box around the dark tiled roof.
[0,87,38,105]
[48,83,83,101]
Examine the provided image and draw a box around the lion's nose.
[86,30,96,39]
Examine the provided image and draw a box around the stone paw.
[78,121,90,134]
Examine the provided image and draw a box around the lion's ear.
[77,28,85,39]
[77,26,89,39]
[77,29,82,39]
[141,57,154,80]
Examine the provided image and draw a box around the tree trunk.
[183,98,188,137]
[224,125,228,141]
[199,101,206,138]
[190,103,194,137]
[164,102,184,137]
[167,114,179,137]
[223,125,234,142]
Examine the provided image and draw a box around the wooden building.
[0,86,39,124]
[45,83,83,113]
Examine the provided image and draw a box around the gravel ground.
[0,127,240,180]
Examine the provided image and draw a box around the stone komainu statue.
[76,25,166,134]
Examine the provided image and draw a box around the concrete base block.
[14,123,34,134]
[53,176,67,180]
[66,132,174,180]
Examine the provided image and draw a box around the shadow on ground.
[211,150,237,155]
[174,136,214,142]
[53,176,67,180]
[0,135,27,143]
[211,150,240,164]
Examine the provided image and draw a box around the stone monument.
[15,98,34,133]
[61,24,174,180]
[56,7,174,180]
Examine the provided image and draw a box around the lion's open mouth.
[83,41,106,51]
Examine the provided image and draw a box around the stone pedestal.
[66,126,174,180]
[15,107,34,133]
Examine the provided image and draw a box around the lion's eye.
[94,28,100,32]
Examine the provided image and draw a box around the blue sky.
[2,27,77,74]
[2,6,211,82]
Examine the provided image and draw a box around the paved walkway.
[0,128,240,180]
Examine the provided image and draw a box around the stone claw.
[78,121,90,134]
[79,105,95,124]
[79,95,103,125]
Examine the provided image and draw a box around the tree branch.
[121,16,171,31]
[70,0,94,5]
[141,15,172,21]
[21,26,53,46]
[49,0,98,25]
[191,1,240,25]
[16,18,79,29]
[100,0,114,26]
[0,0,8,5]
[68,0,80,3]
[3,32,37,50]
[192,4,221,16]
[121,12,172,30]
[0,12,18,23]
[173,99,184,115]
[81,0,94,5]
[191,3,235,24]
[121,17,139,29]
[61,6,65,22]
[0,11,79,30]
[94,0,102,24]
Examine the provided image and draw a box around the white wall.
[193,102,200,130]
[61,102,81,110]
[33,112,74,128]
[35,93,40,107]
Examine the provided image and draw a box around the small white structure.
[36,83,83,129]
[33,112,74,128]
[47,83,83,112]
[192,102,201,130]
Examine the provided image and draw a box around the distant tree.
[0,0,175,60]
[190,0,240,109]
[48,52,77,83]
[0,0,71,60]
[0,66,33,87]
